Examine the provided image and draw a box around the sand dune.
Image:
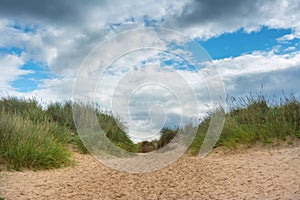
[1,146,300,200]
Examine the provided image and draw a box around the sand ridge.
[1,146,300,200]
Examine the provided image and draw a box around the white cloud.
[213,49,300,96]
[0,19,59,66]
[277,32,300,43]
[284,46,297,52]
[0,19,29,47]
[0,53,31,90]
[17,76,76,106]
[277,34,297,42]
[215,50,300,78]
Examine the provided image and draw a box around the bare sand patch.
[1,146,300,199]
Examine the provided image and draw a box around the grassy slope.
[188,93,300,155]
[0,97,136,170]
[0,97,73,170]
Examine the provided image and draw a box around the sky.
[1,0,300,141]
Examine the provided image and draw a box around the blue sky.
[1,0,300,140]
[3,26,298,93]
[200,27,296,59]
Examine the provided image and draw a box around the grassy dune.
[189,93,300,155]
[0,93,299,170]
[0,97,136,170]
[144,93,300,155]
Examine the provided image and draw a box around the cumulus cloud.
[1,0,300,77]
[277,32,300,43]
[0,53,31,90]
[215,50,300,78]
[164,0,300,39]
[27,76,75,103]
[0,19,30,48]
[0,1,187,76]
[214,49,300,96]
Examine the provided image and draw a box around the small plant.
[157,127,178,149]
[265,139,273,144]
[296,130,300,138]
[47,101,76,131]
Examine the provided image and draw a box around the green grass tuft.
[0,112,72,170]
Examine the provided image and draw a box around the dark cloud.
[163,0,300,39]
[177,0,258,25]
[0,0,172,75]
[0,0,108,26]
[226,66,300,98]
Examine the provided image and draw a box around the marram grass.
[0,96,136,170]
[188,93,300,155]
[0,112,72,170]
[1,92,299,170]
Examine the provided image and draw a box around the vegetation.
[1,92,299,170]
[0,97,72,170]
[0,97,136,170]
[46,101,137,153]
[97,113,137,153]
[188,93,300,155]
[136,140,158,153]
[157,127,178,149]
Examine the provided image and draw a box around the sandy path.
[1,146,300,200]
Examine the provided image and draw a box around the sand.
[1,146,300,200]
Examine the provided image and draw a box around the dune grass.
[0,97,136,170]
[0,98,72,170]
[1,92,299,170]
[188,93,300,155]
[47,102,137,153]
[0,113,72,170]
[46,101,88,153]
